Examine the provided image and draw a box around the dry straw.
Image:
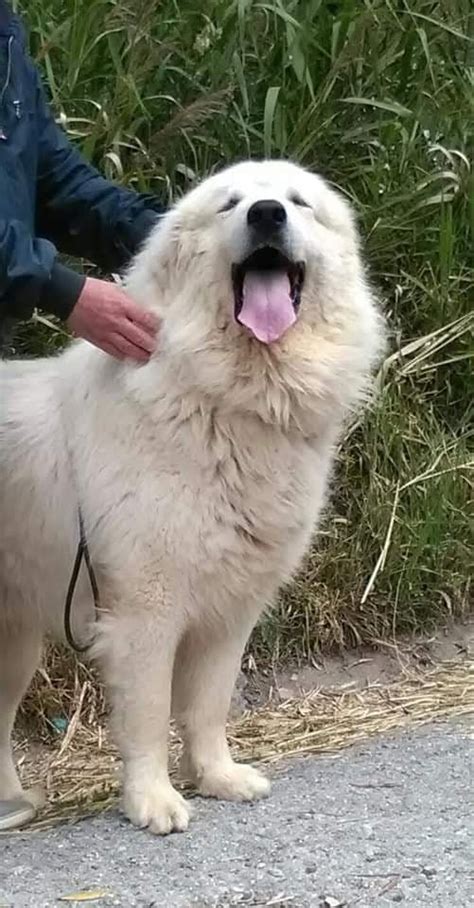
[12,659,473,832]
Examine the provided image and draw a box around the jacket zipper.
[0,34,14,140]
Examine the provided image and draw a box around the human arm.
[34,64,164,283]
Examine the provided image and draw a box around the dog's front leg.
[94,602,190,835]
[172,614,270,802]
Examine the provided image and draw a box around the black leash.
[64,507,100,653]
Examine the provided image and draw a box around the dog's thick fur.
[0,161,384,833]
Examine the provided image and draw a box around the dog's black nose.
[247,199,287,233]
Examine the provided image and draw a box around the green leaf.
[263,85,280,157]
[341,97,413,117]
[232,51,249,116]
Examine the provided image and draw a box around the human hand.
[67,276,159,362]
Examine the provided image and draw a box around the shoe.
[0,796,37,832]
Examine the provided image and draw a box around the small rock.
[321,897,345,908]
[51,716,68,733]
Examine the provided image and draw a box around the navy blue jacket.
[0,2,164,325]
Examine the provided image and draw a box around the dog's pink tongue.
[238,271,296,344]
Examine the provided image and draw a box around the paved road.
[1,721,473,908]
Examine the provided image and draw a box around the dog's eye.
[219,196,241,213]
[290,194,311,209]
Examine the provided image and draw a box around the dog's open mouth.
[232,247,305,345]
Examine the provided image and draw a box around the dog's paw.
[124,781,191,835]
[198,762,271,802]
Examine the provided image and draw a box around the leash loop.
[64,507,100,653]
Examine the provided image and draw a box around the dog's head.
[127,160,384,429]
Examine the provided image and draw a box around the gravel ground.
[1,719,473,908]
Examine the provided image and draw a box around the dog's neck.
[120,333,351,444]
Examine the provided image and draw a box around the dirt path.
[1,719,473,908]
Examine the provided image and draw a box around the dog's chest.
[90,408,328,603]
[155,413,326,593]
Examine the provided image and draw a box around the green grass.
[14,0,474,659]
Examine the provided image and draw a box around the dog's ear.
[122,211,177,307]
[319,187,359,245]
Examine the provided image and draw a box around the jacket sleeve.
[0,218,85,323]
[34,66,164,298]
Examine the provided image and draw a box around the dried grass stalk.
[11,660,473,832]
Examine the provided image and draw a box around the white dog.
[0,160,384,834]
